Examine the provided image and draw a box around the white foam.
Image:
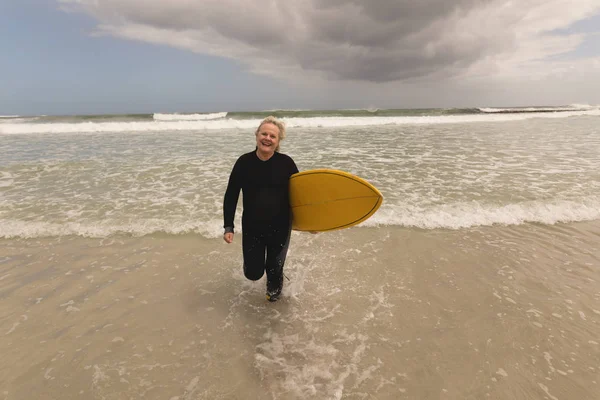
[0,218,225,239]
[92,365,108,385]
[2,109,599,134]
[365,197,600,230]
[2,196,599,239]
[5,315,27,335]
[538,383,559,400]
[0,119,255,134]
[153,112,227,121]
[44,368,54,380]
[0,171,14,188]
[569,103,597,109]
[527,309,543,317]
[6,322,20,335]
[480,104,597,113]
[263,108,310,112]
[255,330,359,399]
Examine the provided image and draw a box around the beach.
[2,222,600,399]
[1,108,600,399]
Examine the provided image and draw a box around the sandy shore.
[1,221,599,399]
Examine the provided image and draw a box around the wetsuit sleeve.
[290,158,299,175]
[223,158,243,232]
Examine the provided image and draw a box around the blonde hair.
[255,116,286,152]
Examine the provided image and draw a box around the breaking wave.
[2,108,599,134]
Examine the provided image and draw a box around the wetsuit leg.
[242,231,266,281]
[265,224,292,296]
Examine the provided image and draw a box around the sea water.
[1,107,599,399]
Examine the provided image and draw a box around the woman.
[223,116,299,302]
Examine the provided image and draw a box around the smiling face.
[255,122,281,160]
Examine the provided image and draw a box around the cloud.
[59,0,600,83]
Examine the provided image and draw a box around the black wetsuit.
[223,150,299,293]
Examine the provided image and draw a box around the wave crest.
[2,108,599,134]
[0,219,224,239]
[479,105,597,113]
[2,197,599,239]
[365,198,600,230]
[153,112,228,121]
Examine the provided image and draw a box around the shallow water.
[1,221,599,399]
[1,115,599,238]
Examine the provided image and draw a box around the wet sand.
[1,221,600,399]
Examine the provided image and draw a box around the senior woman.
[223,116,298,302]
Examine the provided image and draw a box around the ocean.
[1,106,600,399]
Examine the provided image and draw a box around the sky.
[1,0,600,115]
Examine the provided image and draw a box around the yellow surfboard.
[289,169,383,232]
